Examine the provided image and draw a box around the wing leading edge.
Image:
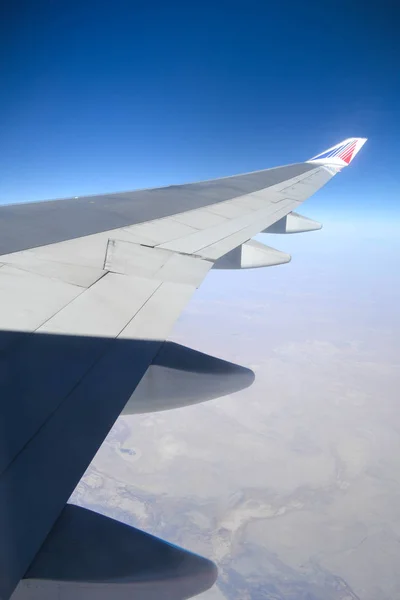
[0,138,367,600]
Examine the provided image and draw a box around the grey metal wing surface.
[0,138,367,600]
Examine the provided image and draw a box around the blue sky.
[0,1,398,219]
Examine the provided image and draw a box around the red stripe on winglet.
[339,141,357,164]
[340,141,356,158]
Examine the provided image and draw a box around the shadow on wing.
[0,331,254,600]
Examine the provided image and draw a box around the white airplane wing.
[0,137,366,600]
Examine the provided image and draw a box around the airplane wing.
[0,138,367,600]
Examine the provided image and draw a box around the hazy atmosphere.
[73,211,400,599]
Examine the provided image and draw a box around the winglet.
[308,137,367,167]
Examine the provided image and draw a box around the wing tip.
[308,137,367,166]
